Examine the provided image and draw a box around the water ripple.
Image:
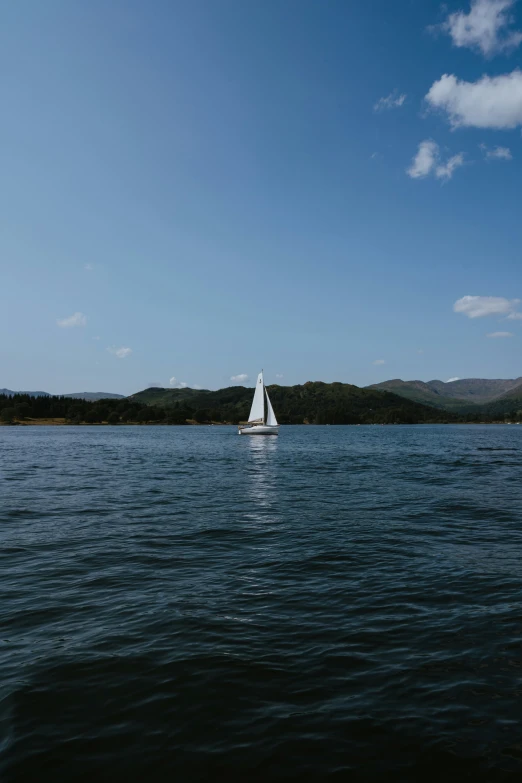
[1,424,522,781]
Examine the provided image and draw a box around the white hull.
[238,425,279,435]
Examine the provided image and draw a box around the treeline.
[133,382,487,425]
[0,394,185,424]
[0,393,238,425]
[1,386,517,426]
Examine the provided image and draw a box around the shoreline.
[1,419,519,428]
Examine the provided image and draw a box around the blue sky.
[2,0,522,394]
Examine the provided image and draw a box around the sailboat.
[238,371,279,435]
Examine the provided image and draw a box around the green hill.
[365,379,457,410]
[367,377,522,412]
[128,387,209,405]
[479,387,522,419]
[130,381,460,424]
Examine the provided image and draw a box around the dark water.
[2,425,522,782]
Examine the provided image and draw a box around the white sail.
[265,388,278,426]
[248,372,265,423]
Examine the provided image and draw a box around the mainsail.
[265,388,278,426]
[248,372,265,423]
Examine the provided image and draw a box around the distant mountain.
[367,378,522,411]
[1,389,124,401]
[61,392,125,401]
[1,388,50,397]
[479,385,522,418]
[426,378,522,402]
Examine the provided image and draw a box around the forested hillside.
[0,384,460,425]
[130,382,464,424]
[3,381,520,426]
[368,377,522,411]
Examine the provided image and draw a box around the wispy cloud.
[407,140,464,180]
[169,376,188,388]
[487,330,514,337]
[426,70,522,129]
[435,153,465,180]
[275,373,284,378]
[84,263,94,271]
[107,346,132,359]
[507,311,522,319]
[230,373,249,383]
[417,349,424,354]
[57,312,87,328]
[435,0,522,57]
[373,359,386,365]
[454,295,521,318]
[480,143,513,159]
[447,377,461,382]
[374,91,407,112]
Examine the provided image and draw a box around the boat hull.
[238,425,279,435]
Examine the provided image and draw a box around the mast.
[262,369,265,425]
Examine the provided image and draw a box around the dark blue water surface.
[2,424,522,781]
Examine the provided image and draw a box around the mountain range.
[366,378,522,414]
[127,382,459,424]
[3,377,522,419]
[0,389,124,401]
[130,379,522,420]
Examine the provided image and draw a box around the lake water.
[2,424,522,781]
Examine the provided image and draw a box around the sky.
[2,0,522,394]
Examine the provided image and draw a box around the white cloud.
[230,374,249,383]
[407,140,464,180]
[84,263,94,271]
[489,145,512,158]
[454,295,521,318]
[57,312,87,328]
[275,373,284,378]
[407,140,439,178]
[507,311,522,319]
[480,143,513,159]
[374,91,407,111]
[92,335,101,341]
[447,377,461,382]
[373,359,386,365]
[426,70,522,129]
[435,153,465,180]
[169,376,188,388]
[439,0,522,56]
[107,346,132,359]
[487,330,514,337]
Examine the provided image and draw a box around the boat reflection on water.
[244,432,279,525]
